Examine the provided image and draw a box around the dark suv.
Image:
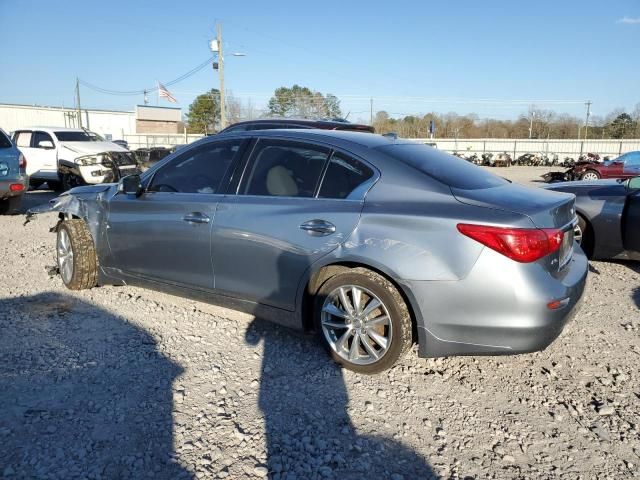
[219,118,375,135]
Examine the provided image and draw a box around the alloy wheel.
[320,285,392,366]
[57,228,74,284]
[582,172,599,181]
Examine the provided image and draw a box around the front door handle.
[183,212,210,224]
[300,219,336,236]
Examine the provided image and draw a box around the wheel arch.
[299,259,422,344]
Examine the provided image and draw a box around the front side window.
[33,131,54,148]
[318,152,374,199]
[148,140,243,194]
[241,140,330,197]
[14,131,32,148]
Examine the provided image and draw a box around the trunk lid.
[451,183,576,229]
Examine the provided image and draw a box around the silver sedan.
[31,130,588,373]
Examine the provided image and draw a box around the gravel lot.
[1,167,639,479]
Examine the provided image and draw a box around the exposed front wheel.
[56,220,99,290]
[314,268,413,374]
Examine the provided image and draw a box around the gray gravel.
[1,169,639,479]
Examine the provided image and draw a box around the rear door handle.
[183,212,210,224]
[300,219,336,236]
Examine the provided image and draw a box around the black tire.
[61,172,84,191]
[0,196,22,215]
[46,180,63,192]
[576,214,594,258]
[56,220,98,290]
[313,267,413,374]
[580,170,601,181]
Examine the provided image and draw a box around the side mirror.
[118,174,143,196]
[627,176,640,191]
[38,140,54,149]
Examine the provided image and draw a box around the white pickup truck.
[13,127,139,190]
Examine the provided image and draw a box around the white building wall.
[0,104,136,140]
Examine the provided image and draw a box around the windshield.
[0,130,12,148]
[378,143,509,190]
[54,131,104,142]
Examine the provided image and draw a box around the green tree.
[186,89,220,134]
[267,85,342,118]
[607,113,636,139]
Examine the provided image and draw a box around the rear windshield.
[378,143,509,190]
[54,131,103,142]
[0,131,12,148]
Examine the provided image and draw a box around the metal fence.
[123,133,205,149]
[415,138,640,159]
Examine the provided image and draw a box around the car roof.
[17,126,87,132]
[218,128,410,149]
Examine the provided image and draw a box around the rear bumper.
[408,244,588,358]
[0,176,28,199]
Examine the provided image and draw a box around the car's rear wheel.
[581,170,600,181]
[0,196,22,215]
[47,180,63,191]
[314,268,412,374]
[56,220,98,290]
[574,214,594,258]
[29,179,44,190]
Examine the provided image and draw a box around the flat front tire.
[56,220,98,290]
[314,268,413,374]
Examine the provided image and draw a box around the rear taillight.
[18,154,26,170]
[10,183,24,192]
[457,223,563,263]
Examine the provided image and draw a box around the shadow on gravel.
[0,292,190,479]
[19,188,58,214]
[246,320,436,479]
[633,286,640,309]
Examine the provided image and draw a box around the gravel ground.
[1,167,639,479]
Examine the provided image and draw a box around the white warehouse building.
[0,103,183,140]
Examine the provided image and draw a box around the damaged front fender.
[24,185,114,261]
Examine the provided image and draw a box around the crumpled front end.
[59,151,141,185]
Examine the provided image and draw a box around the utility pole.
[369,97,373,126]
[75,77,83,129]
[217,23,226,130]
[528,108,535,139]
[584,100,592,140]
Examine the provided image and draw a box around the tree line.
[186,85,640,139]
[373,107,640,139]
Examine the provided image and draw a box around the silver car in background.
[31,130,588,373]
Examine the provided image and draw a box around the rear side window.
[0,131,11,148]
[318,152,374,199]
[148,140,243,194]
[378,143,508,190]
[242,140,329,197]
[33,131,54,148]
[14,131,32,148]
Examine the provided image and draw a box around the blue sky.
[1,0,638,122]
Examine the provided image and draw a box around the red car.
[574,151,640,180]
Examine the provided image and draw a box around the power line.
[79,56,215,96]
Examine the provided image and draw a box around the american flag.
[157,82,177,103]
